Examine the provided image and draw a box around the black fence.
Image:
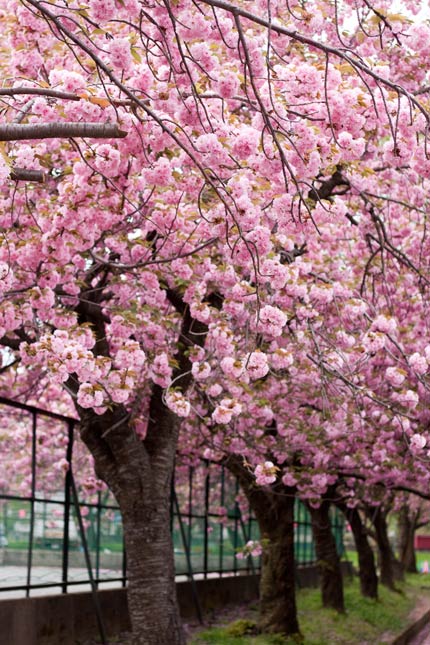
[0,396,345,600]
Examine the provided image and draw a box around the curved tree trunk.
[71,287,208,644]
[337,502,378,599]
[368,507,403,590]
[225,456,300,637]
[398,506,418,574]
[307,499,345,612]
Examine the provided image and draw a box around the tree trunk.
[71,294,207,644]
[257,493,300,635]
[122,497,183,644]
[308,499,345,612]
[398,506,418,574]
[368,507,403,590]
[225,457,300,637]
[337,503,378,599]
[78,393,186,645]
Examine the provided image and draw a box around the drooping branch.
[338,471,430,502]
[196,0,429,123]
[22,0,233,204]
[0,122,127,141]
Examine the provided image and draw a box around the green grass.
[191,628,291,645]
[191,574,429,645]
[345,549,430,573]
[415,550,430,571]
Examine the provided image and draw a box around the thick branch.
[0,335,24,351]
[308,169,350,203]
[10,167,45,182]
[0,87,80,101]
[0,122,127,141]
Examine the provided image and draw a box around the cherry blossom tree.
[2,0,430,642]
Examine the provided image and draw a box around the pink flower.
[108,38,133,72]
[245,351,269,380]
[362,331,385,353]
[77,383,105,409]
[89,0,116,21]
[165,392,191,418]
[212,398,242,424]
[49,70,86,93]
[220,356,244,379]
[400,389,419,410]
[0,156,10,182]
[207,383,223,397]
[115,341,146,369]
[257,305,288,337]
[93,144,121,178]
[371,315,397,335]
[282,472,297,486]
[236,540,263,560]
[232,126,260,159]
[217,72,240,99]
[409,352,428,375]
[270,348,293,370]
[254,461,277,486]
[57,458,69,473]
[150,353,172,388]
[410,434,427,450]
[311,473,328,493]
[385,366,405,387]
[191,361,211,380]
[0,262,14,293]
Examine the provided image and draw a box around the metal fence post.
[95,491,102,588]
[70,469,108,645]
[203,462,210,580]
[173,487,203,624]
[62,421,74,594]
[26,412,37,597]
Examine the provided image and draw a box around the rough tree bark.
[226,456,300,637]
[398,505,418,574]
[80,398,184,645]
[336,502,378,599]
[0,121,127,140]
[307,498,345,612]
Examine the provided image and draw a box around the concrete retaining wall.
[0,563,354,645]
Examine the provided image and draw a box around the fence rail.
[0,397,345,600]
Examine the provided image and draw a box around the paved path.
[408,621,430,645]
[403,593,430,645]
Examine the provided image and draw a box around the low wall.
[0,563,354,645]
[3,549,124,570]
